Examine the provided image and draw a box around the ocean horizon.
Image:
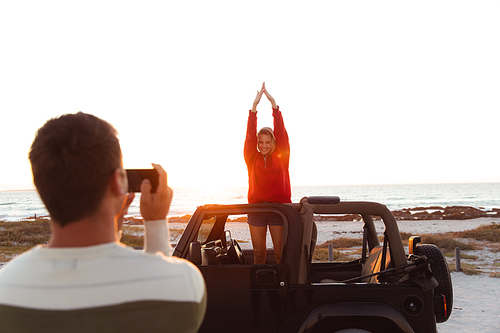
[1,182,499,222]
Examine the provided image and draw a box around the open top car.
[173,196,453,333]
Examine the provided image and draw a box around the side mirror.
[409,236,421,255]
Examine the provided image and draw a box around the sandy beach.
[439,272,500,332]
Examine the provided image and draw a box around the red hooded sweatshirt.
[244,107,291,204]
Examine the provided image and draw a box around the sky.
[1,1,499,191]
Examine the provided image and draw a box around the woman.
[244,82,291,264]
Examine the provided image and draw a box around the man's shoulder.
[139,250,202,274]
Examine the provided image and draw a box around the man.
[0,112,206,332]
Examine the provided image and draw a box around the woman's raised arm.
[251,83,265,113]
[263,82,277,109]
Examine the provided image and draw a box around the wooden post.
[328,244,333,262]
[455,247,461,272]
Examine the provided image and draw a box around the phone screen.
[126,169,159,193]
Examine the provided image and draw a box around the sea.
[1,183,499,222]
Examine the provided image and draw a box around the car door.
[194,209,290,333]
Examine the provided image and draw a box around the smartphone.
[126,169,159,193]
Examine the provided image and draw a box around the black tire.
[415,244,453,323]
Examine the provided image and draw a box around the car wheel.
[415,244,453,322]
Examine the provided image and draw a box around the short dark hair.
[29,112,122,226]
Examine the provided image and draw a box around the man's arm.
[143,220,172,255]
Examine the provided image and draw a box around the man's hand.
[140,163,173,221]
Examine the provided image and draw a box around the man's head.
[29,112,123,226]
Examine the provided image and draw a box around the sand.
[439,272,500,332]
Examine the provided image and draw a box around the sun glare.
[169,169,247,190]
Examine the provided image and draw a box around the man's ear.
[110,168,128,196]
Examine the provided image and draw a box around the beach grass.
[0,218,51,262]
[399,231,476,252]
[315,237,363,249]
[169,227,185,239]
[0,220,184,255]
[420,234,477,252]
[448,262,482,275]
[313,237,363,262]
[0,218,51,247]
[491,244,500,253]
[455,222,500,243]
[119,233,144,247]
[122,226,144,234]
[0,246,32,262]
[312,248,356,262]
[444,253,478,260]
[489,271,500,278]
[2,219,500,277]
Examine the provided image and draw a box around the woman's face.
[258,133,274,157]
